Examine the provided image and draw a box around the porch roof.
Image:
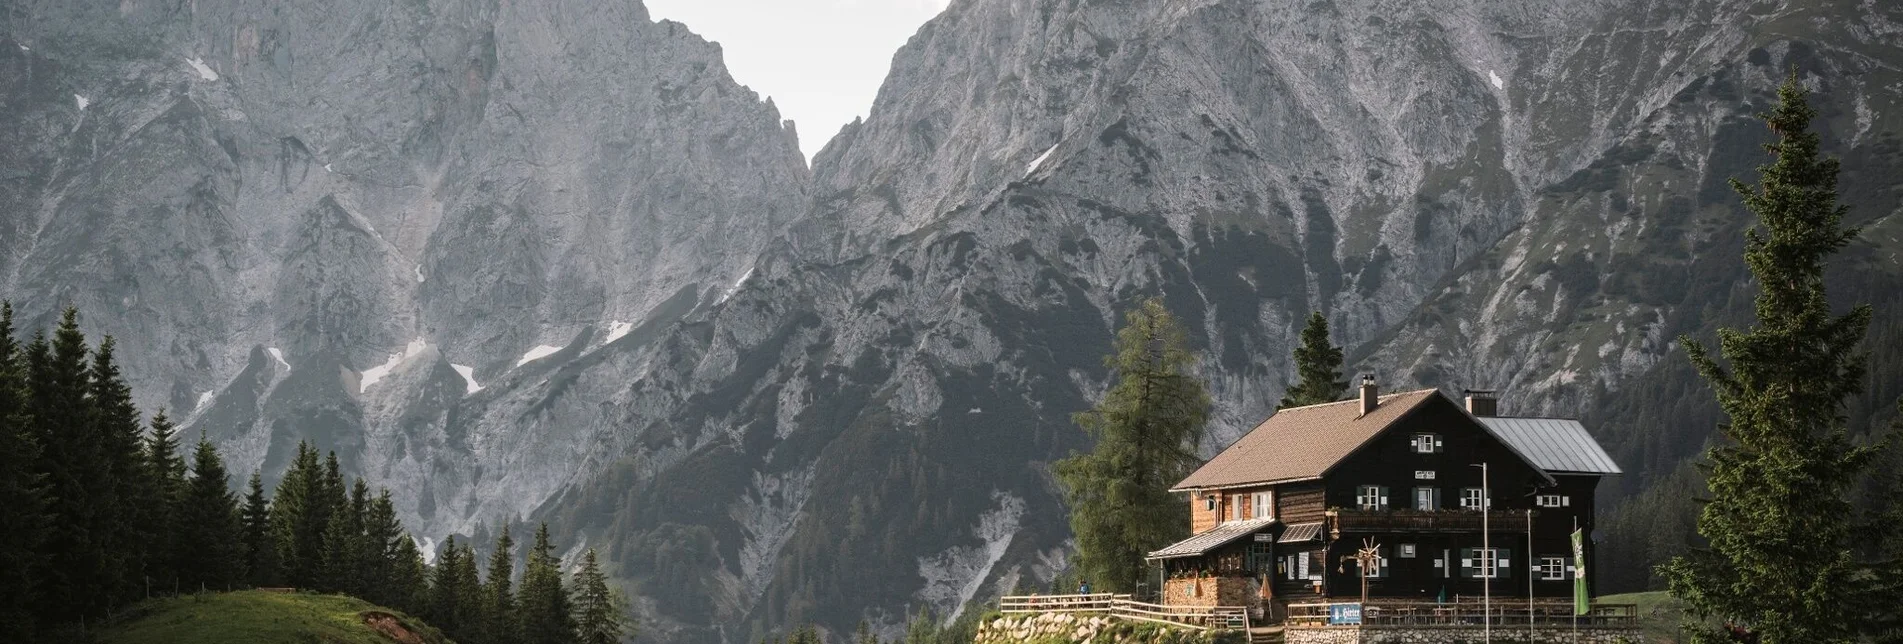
[1145,518,1276,560]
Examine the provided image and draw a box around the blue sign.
[1328,603,1363,625]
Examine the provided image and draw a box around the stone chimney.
[1359,375,1378,416]
[1465,389,1498,417]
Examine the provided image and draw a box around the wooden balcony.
[1328,508,1533,534]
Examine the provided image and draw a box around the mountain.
[4,0,1903,642]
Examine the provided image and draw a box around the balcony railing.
[1328,508,1533,533]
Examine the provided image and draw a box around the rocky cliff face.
[5,0,1903,642]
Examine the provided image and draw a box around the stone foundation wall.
[973,612,1247,644]
[1286,626,1642,644]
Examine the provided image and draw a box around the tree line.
[0,305,629,643]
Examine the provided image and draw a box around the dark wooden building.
[1146,380,1621,619]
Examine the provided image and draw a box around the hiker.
[1078,580,1091,595]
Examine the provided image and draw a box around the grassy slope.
[100,590,454,644]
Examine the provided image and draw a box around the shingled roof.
[1171,389,1441,491]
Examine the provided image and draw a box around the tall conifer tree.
[91,337,154,604]
[519,523,577,644]
[240,470,279,587]
[361,490,404,605]
[1053,298,1209,591]
[0,302,48,641]
[390,534,430,615]
[177,433,242,592]
[573,548,629,644]
[482,526,520,644]
[28,310,113,621]
[1277,311,1348,409]
[1661,74,1880,644]
[145,411,187,594]
[271,441,327,588]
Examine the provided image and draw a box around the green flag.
[1571,528,1588,615]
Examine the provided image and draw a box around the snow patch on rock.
[515,344,564,367]
[1025,143,1058,177]
[267,347,292,370]
[74,95,89,110]
[359,338,428,393]
[916,491,1026,622]
[451,364,482,394]
[719,266,756,304]
[1489,69,1504,89]
[604,320,633,343]
[195,391,215,411]
[185,57,219,81]
[414,264,425,283]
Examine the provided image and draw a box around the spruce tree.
[1660,74,1880,643]
[1053,298,1209,591]
[0,302,48,641]
[319,503,361,594]
[361,489,404,605]
[177,433,242,592]
[519,523,578,644]
[145,410,187,594]
[28,309,114,622]
[429,537,466,631]
[852,619,878,644]
[91,336,154,605]
[573,548,629,644]
[390,534,431,616]
[270,441,327,588]
[1277,311,1348,410]
[454,542,485,640]
[241,470,280,587]
[482,526,520,644]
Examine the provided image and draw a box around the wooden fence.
[998,593,1250,632]
[1284,599,1637,629]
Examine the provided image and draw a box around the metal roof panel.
[1477,417,1623,474]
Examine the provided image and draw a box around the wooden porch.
[998,593,1252,632]
[1284,598,1638,628]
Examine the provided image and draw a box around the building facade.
[1147,381,1621,621]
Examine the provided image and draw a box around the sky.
[645,0,952,161]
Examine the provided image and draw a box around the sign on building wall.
[1328,603,1363,625]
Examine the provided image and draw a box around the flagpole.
[1528,509,1535,642]
[1572,516,1580,644]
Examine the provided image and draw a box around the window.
[1540,556,1568,580]
[1398,544,1417,558]
[1536,494,1571,508]
[1357,485,1389,511]
[1461,487,1488,510]
[1297,551,1311,580]
[1252,491,1273,520]
[1462,548,1510,579]
[1248,543,1274,574]
[1363,547,1388,578]
[1412,433,1443,453]
[1230,494,1245,521]
[1204,495,1217,512]
[1414,487,1441,511]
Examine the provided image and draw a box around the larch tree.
[1053,297,1210,592]
[1659,74,1882,644]
[1277,311,1348,410]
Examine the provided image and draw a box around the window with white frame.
[1461,487,1488,510]
[1540,556,1568,580]
[1364,547,1388,578]
[1230,494,1245,521]
[1414,487,1440,511]
[1252,491,1273,520]
[1536,494,1570,508]
[1412,433,1443,453]
[1464,547,1504,578]
[1357,485,1389,511]
[1398,544,1417,558]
